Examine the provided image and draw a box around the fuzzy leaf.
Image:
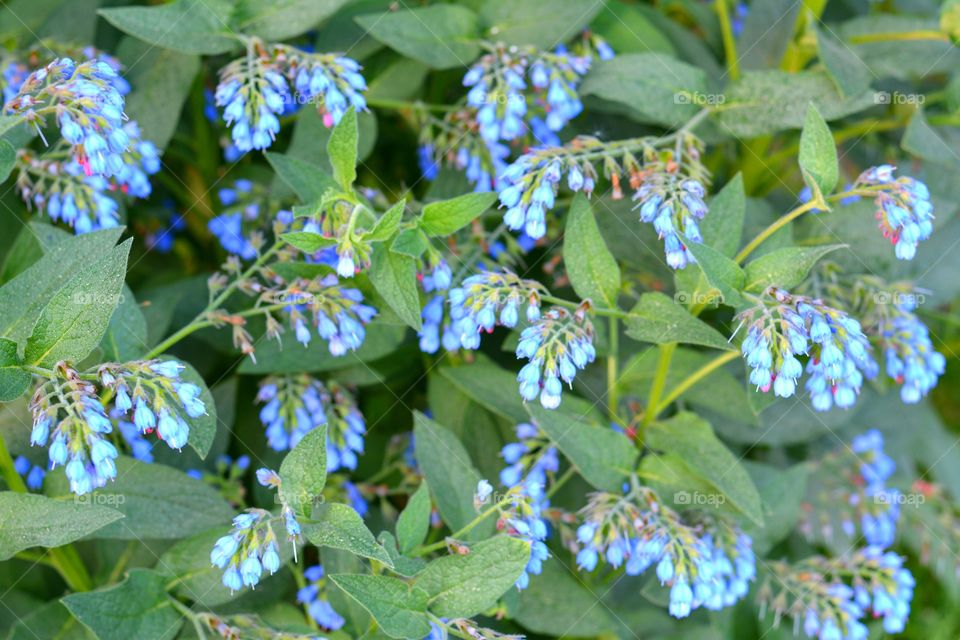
[330,574,431,639]
[0,492,123,560]
[626,292,734,350]
[356,6,481,70]
[564,193,621,307]
[279,424,327,516]
[98,0,238,54]
[0,338,30,402]
[743,245,845,292]
[369,248,422,330]
[328,107,358,190]
[397,481,431,554]
[304,502,393,567]
[799,104,839,196]
[420,192,497,237]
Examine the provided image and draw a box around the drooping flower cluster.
[759,548,914,638]
[737,288,877,410]
[296,565,346,630]
[209,508,284,592]
[516,305,595,409]
[277,274,377,355]
[215,41,367,153]
[576,484,755,618]
[800,430,901,550]
[256,375,365,472]
[495,422,560,589]
[854,165,934,260]
[448,270,542,349]
[418,257,460,353]
[29,365,119,495]
[416,111,512,192]
[5,57,129,177]
[98,360,206,451]
[875,292,945,403]
[633,174,709,270]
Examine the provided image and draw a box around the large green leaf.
[743,245,845,292]
[0,492,123,560]
[528,405,636,492]
[564,193,621,307]
[415,535,530,618]
[683,241,747,309]
[100,286,148,362]
[478,0,602,49]
[798,104,839,196]
[368,248,422,330]
[265,152,338,203]
[236,0,346,40]
[625,292,733,350]
[303,502,393,567]
[62,569,183,640]
[397,481,431,554]
[327,107,358,191]
[356,6,480,69]
[420,192,496,237]
[412,412,492,539]
[24,239,131,367]
[330,574,431,640]
[279,424,327,516]
[98,0,238,54]
[0,338,30,402]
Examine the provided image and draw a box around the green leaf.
[528,405,637,491]
[478,0,601,49]
[743,245,845,292]
[6,600,95,640]
[379,531,428,577]
[0,139,14,183]
[390,228,430,258]
[717,70,875,138]
[279,424,327,516]
[397,481,431,554]
[415,535,530,618]
[412,411,492,539]
[682,241,747,309]
[330,574,431,640]
[735,0,800,70]
[44,457,233,540]
[117,39,200,151]
[590,1,675,55]
[902,108,960,168]
[625,292,734,350]
[98,0,238,55]
[798,104,839,196]
[237,321,407,374]
[0,338,29,402]
[304,502,392,567]
[368,248,422,330]
[280,231,337,253]
[815,25,872,97]
[0,492,124,560]
[265,152,338,203]
[514,561,615,636]
[0,228,124,349]
[24,239,131,367]
[100,286,148,361]
[563,193,621,307]
[699,173,745,258]
[580,53,708,128]
[420,192,497,237]
[646,413,764,525]
[356,6,480,70]
[367,199,406,243]
[236,0,347,40]
[62,569,183,640]
[328,107,358,191]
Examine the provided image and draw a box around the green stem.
[733,200,819,264]
[144,241,284,358]
[642,343,676,427]
[607,315,619,421]
[412,496,512,556]
[365,97,458,113]
[848,30,949,44]
[546,466,576,499]
[715,0,740,80]
[651,351,739,419]
[538,294,628,319]
[106,541,137,584]
[169,598,206,640]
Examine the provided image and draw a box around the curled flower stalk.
[271,43,367,127]
[852,165,934,261]
[736,287,876,410]
[216,47,289,153]
[516,305,595,409]
[448,270,544,349]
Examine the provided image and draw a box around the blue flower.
[633,178,709,270]
[291,55,368,127]
[448,271,542,350]
[209,508,283,592]
[515,307,595,409]
[297,564,346,630]
[13,455,45,490]
[281,274,377,355]
[877,296,945,403]
[856,165,934,260]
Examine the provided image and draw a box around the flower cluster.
[5,57,128,177]
[854,165,934,260]
[208,179,295,259]
[759,548,914,638]
[277,274,377,355]
[416,112,511,192]
[800,430,901,550]
[29,365,119,495]
[496,422,560,588]
[737,288,877,410]
[576,485,755,618]
[296,565,346,630]
[633,175,709,270]
[98,359,206,451]
[448,270,542,349]
[215,41,367,153]
[875,293,945,403]
[209,508,284,592]
[417,257,459,353]
[516,306,595,409]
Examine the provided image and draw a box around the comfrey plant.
[3,3,960,639]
